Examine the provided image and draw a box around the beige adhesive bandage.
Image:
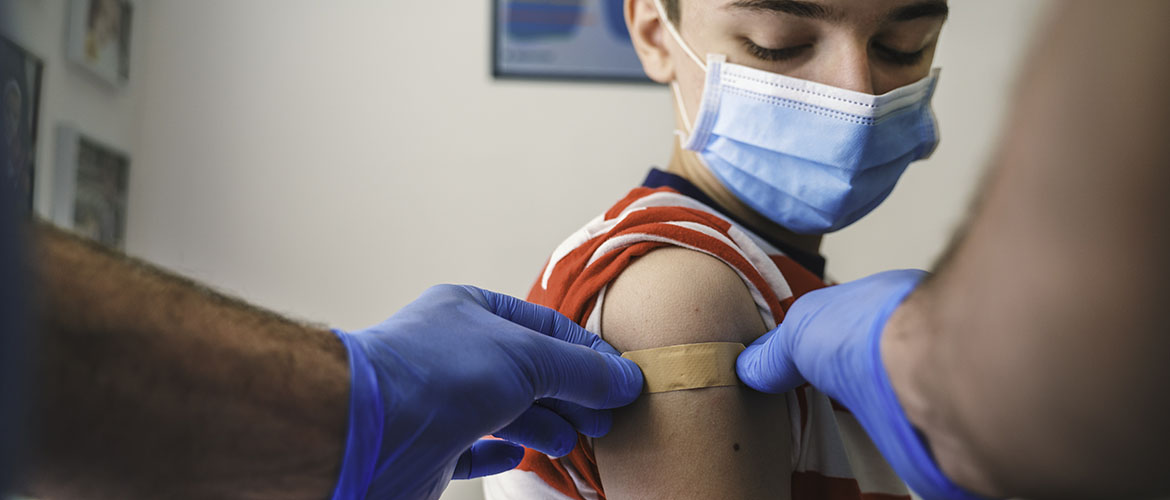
[621,342,745,394]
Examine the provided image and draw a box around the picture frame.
[66,0,133,87]
[1,35,44,215]
[492,0,654,83]
[52,125,131,249]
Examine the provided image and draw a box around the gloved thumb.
[737,327,805,394]
[452,439,526,480]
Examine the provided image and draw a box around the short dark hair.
[663,0,681,25]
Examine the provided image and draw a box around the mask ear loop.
[652,0,705,140]
[671,81,694,136]
[652,0,705,70]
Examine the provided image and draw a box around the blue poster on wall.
[493,0,653,82]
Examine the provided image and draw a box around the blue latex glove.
[330,284,643,500]
[736,270,989,500]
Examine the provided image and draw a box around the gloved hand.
[331,285,644,500]
[736,270,989,500]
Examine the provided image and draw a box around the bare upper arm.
[595,247,793,499]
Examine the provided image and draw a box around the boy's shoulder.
[600,245,767,352]
[529,184,794,331]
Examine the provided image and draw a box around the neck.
[666,138,823,257]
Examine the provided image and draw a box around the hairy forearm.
[28,224,349,499]
[884,1,1170,498]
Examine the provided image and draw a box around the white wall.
[11,1,1049,499]
[2,0,149,219]
[129,1,672,331]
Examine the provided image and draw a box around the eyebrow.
[725,0,949,23]
[888,1,950,22]
[725,0,840,21]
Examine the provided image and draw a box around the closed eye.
[871,43,928,66]
[744,39,927,66]
[742,39,811,62]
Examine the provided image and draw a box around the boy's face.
[629,0,948,126]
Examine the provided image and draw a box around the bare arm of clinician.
[27,224,348,499]
[882,1,1170,498]
[594,248,792,500]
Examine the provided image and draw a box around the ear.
[625,0,675,84]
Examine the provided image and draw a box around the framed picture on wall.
[492,0,653,82]
[66,0,133,87]
[0,35,44,215]
[52,125,131,249]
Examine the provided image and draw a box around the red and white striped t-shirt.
[483,171,909,500]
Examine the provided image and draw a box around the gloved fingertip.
[495,405,582,458]
[605,354,645,408]
[453,440,526,480]
[734,345,765,389]
[736,344,799,394]
[550,434,578,458]
[499,442,526,469]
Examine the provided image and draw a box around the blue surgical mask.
[656,1,941,234]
